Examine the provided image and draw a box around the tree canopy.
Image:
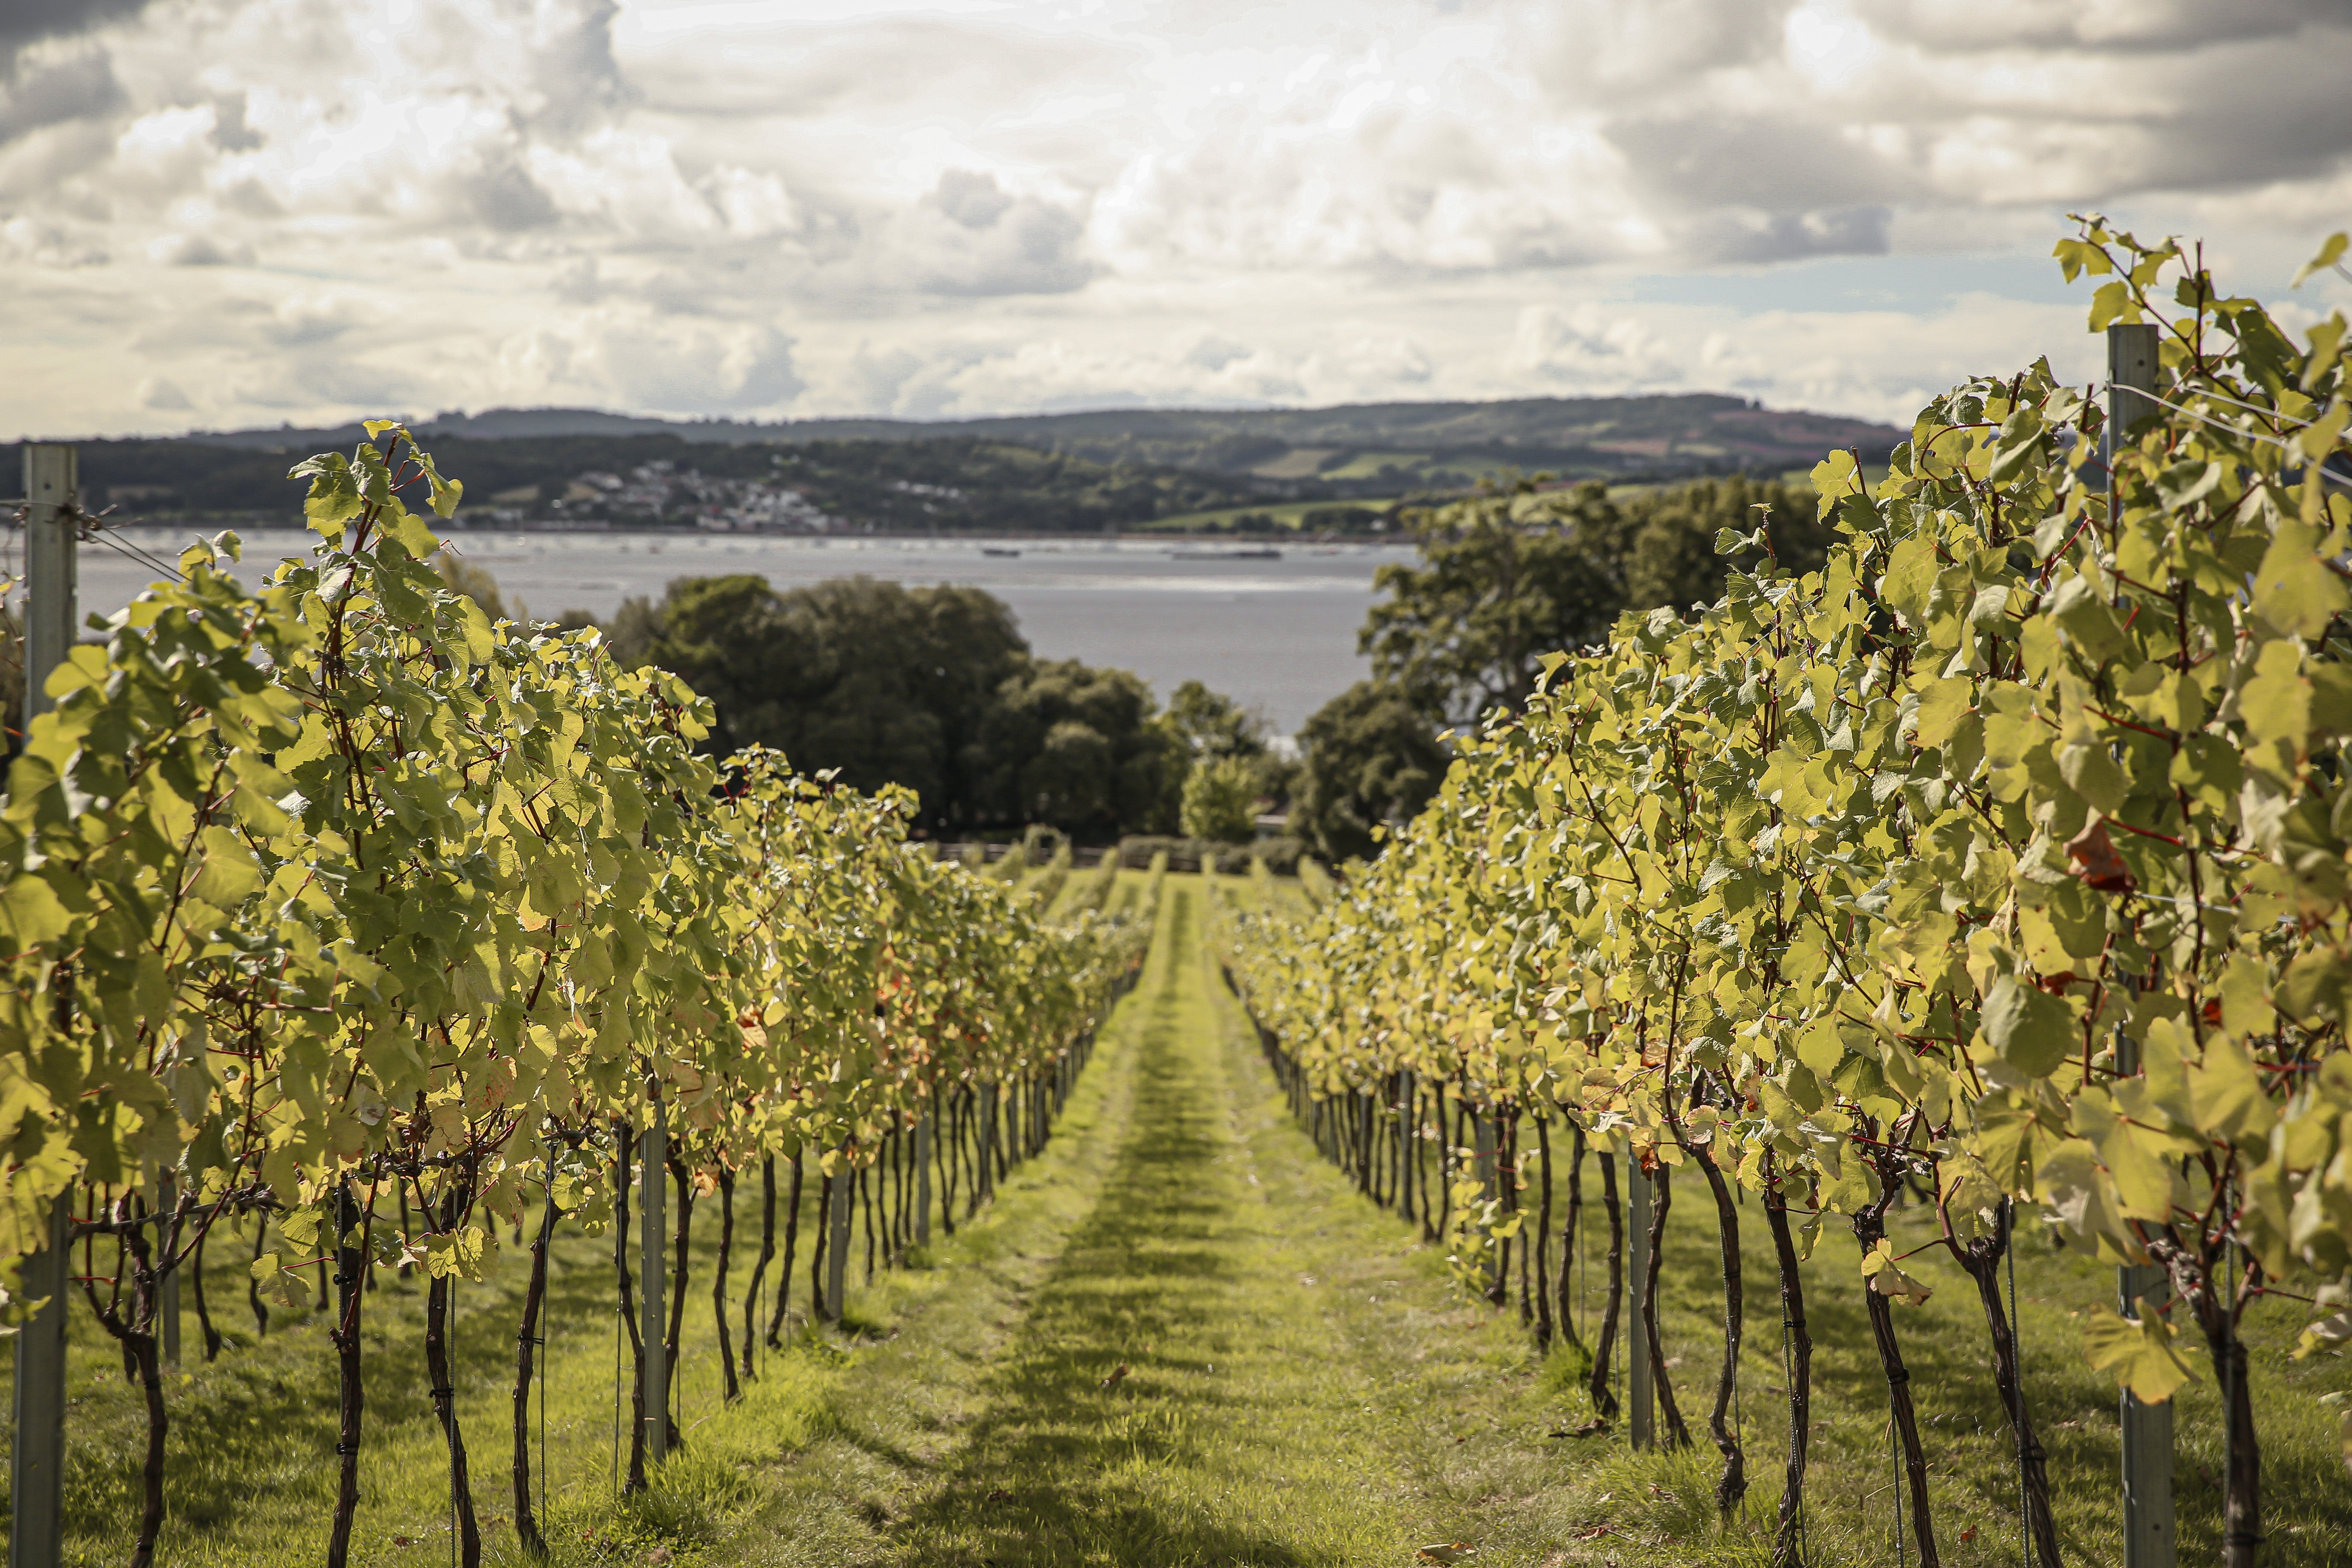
[1289,679,1454,862]
[1362,474,1828,724]
[1298,471,1831,861]
[593,572,1189,836]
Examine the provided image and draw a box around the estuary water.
[67,528,1416,735]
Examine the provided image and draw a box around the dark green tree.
[1363,474,1826,725]
[624,573,1029,826]
[975,659,1180,836]
[1360,479,1624,724]
[1291,679,1452,863]
[435,554,519,622]
[1612,473,1833,610]
[1164,678,1266,763]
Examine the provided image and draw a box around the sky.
[3,0,2350,438]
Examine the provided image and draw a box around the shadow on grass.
[9,1165,837,1562]
[1620,1176,2352,1568]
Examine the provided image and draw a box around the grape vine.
[0,423,1147,1565]
[1221,222,2352,1568]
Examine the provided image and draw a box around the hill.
[34,434,1287,534]
[30,393,1900,533]
[174,393,1897,484]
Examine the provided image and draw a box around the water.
[64,528,1415,735]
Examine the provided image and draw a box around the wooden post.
[639,1094,667,1466]
[980,1084,998,1198]
[12,443,76,1568]
[1397,1070,1416,1225]
[2108,321,2175,1568]
[1627,1162,1655,1451]
[914,1114,932,1248]
[158,1176,180,1367]
[1473,1113,1499,1292]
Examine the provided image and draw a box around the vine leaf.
[1981,974,2075,1079]
[2292,232,2348,288]
[1861,1238,1933,1306]
[2083,1297,2198,1404]
[2250,519,2349,638]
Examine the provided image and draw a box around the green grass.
[0,1132,870,1565]
[1318,451,1431,482]
[1133,500,1400,535]
[11,876,2350,1565]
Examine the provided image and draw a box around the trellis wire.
[2098,379,2352,491]
[85,525,189,586]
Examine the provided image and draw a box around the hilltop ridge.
[164,391,1896,490]
[26,393,1900,534]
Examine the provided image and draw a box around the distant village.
[475,459,886,533]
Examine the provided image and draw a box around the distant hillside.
[173,393,1899,493]
[32,434,1284,534]
[33,393,1899,535]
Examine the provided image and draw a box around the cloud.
[0,215,107,267]
[0,0,153,68]
[147,231,250,266]
[877,169,1094,296]
[1332,335,1435,387]
[505,310,805,417]
[1,0,2347,437]
[1863,0,2335,53]
[1184,335,1253,372]
[1512,305,1682,388]
[0,50,126,146]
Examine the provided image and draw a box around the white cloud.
[1512,305,1680,388]
[0,0,2344,436]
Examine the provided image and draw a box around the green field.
[1132,498,1402,535]
[8,877,2347,1566]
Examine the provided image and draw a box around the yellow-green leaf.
[1982,975,2076,1079]
[2083,1298,2197,1404]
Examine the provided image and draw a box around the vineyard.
[0,430,1153,1565]
[1219,222,2352,1567]
[6,218,2352,1568]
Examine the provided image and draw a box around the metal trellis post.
[1627,1161,1655,1451]
[11,443,77,1568]
[639,1095,667,1466]
[2108,320,2176,1568]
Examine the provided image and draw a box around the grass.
[9,876,2350,1565]
[1133,499,1400,535]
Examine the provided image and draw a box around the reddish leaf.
[2066,817,2137,893]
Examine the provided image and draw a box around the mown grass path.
[735,879,1546,1568]
[877,879,1425,1563]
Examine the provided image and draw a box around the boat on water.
[1167,547,1283,561]
[981,546,1022,557]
